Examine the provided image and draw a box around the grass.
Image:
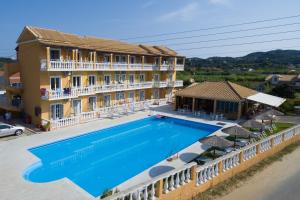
[263,122,294,136]
[191,141,300,200]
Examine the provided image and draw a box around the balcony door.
[104,75,111,85]
[50,49,61,60]
[89,75,96,86]
[116,92,125,104]
[50,104,63,120]
[72,99,81,116]
[50,77,61,91]
[139,74,145,83]
[128,91,135,103]
[104,95,111,107]
[153,89,159,99]
[139,90,145,101]
[72,76,81,88]
[89,96,97,111]
[154,74,160,82]
[129,74,135,85]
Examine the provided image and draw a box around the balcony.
[167,80,184,87]
[40,59,184,72]
[45,98,168,129]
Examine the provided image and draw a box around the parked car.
[0,123,25,137]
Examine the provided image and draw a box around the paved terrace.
[0,105,236,200]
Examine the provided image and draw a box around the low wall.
[103,125,300,200]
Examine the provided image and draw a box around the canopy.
[240,120,265,130]
[246,93,286,107]
[222,125,253,138]
[200,136,234,149]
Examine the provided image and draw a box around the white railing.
[167,80,184,87]
[41,82,156,100]
[100,124,300,200]
[175,64,184,71]
[283,129,294,140]
[41,59,185,71]
[243,145,257,161]
[273,134,283,145]
[260,138,272,153]
[48,99,164,129]
[196,161,219,185]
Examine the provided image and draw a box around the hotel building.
[1,26,184,129]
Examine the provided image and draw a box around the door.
[89,96,97,111]
[50,77,61,91]
[50,104,63,120]
[104,95,111,107]
[72,100,81,116]
[153,89,159,99]
[129,74,135,85]
[139,74,145,82]
[89,75,96,86]
[154,74,160,82]
[72,76,81,88]
[139,90,145,101]
[128,91,135,102]
[104,75,111,85]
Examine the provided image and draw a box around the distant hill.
[0,57,15,70]
[186,50,300,69]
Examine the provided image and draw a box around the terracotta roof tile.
[176,81,258,102]
[18,26,180,56]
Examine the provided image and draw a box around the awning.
[246,93,286,107]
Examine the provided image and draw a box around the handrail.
[102,123,300,200]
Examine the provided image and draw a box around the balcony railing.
[40,59,184,71]
[45,98,168,129]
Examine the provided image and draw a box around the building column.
[174,57,177,70]
[127,54,130,69]
[192,98,195,112]
[237,101,242,119]
[159,56,162,69]
[142,56,145,70]
[213,99,217,114]
[110,53,113,69]
[46,47,50,69]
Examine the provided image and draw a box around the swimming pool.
[23,116,220,197]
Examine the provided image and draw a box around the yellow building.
[3,26,184,129]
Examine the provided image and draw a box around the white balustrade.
[273,134,283,145]
[222,153,240,172]
[260,139,271,153]
[295,125,300,135]
[243,145,257,161]
[162,167,192,194]
[196,162,219,185]
[175,64,184,71]
[283,129,294,140]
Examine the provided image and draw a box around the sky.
[1,0,300,58]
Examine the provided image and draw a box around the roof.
[17,26,180,56]
[265,74,298,82]
[176,81,258,101]
[246,93,286,107]
[9,72,20,84]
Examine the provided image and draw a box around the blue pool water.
[23,116,220,197]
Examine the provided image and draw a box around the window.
[50,104,63,120]
[130,56,135,64]
[116,92,125,101]
[153,89,159,99]
[154,74,160,82]
[89,75,96,86]
[115,72,126,84]
[72,99,81,116]
[50,49,60,60]
[104,95,111,107]
[155,57,160,65]
[89,97,97,111]
[104,55,110,62]
[128,91,135,102]
[139,90,145,101]
[77,50,82,61]
[140,74,145,82]
[72,76,81,87]
[0,125,11,129]
[116,55,126,63]
[104,75,111,85]
[129,74,135,84]
[50,77,61,90]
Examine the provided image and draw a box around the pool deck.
[0,105,236,200]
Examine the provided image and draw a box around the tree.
[271,84,295,98]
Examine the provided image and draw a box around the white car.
[0,123,25,137]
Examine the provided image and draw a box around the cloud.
[142,1,155,9]
[157,2,200,22]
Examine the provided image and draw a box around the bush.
[271,84,295,98]
[279,100,294,114]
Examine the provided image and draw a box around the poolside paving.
[0,105,235,200]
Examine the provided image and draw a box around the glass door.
[72,99,81,116]
[50,104,63,120]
